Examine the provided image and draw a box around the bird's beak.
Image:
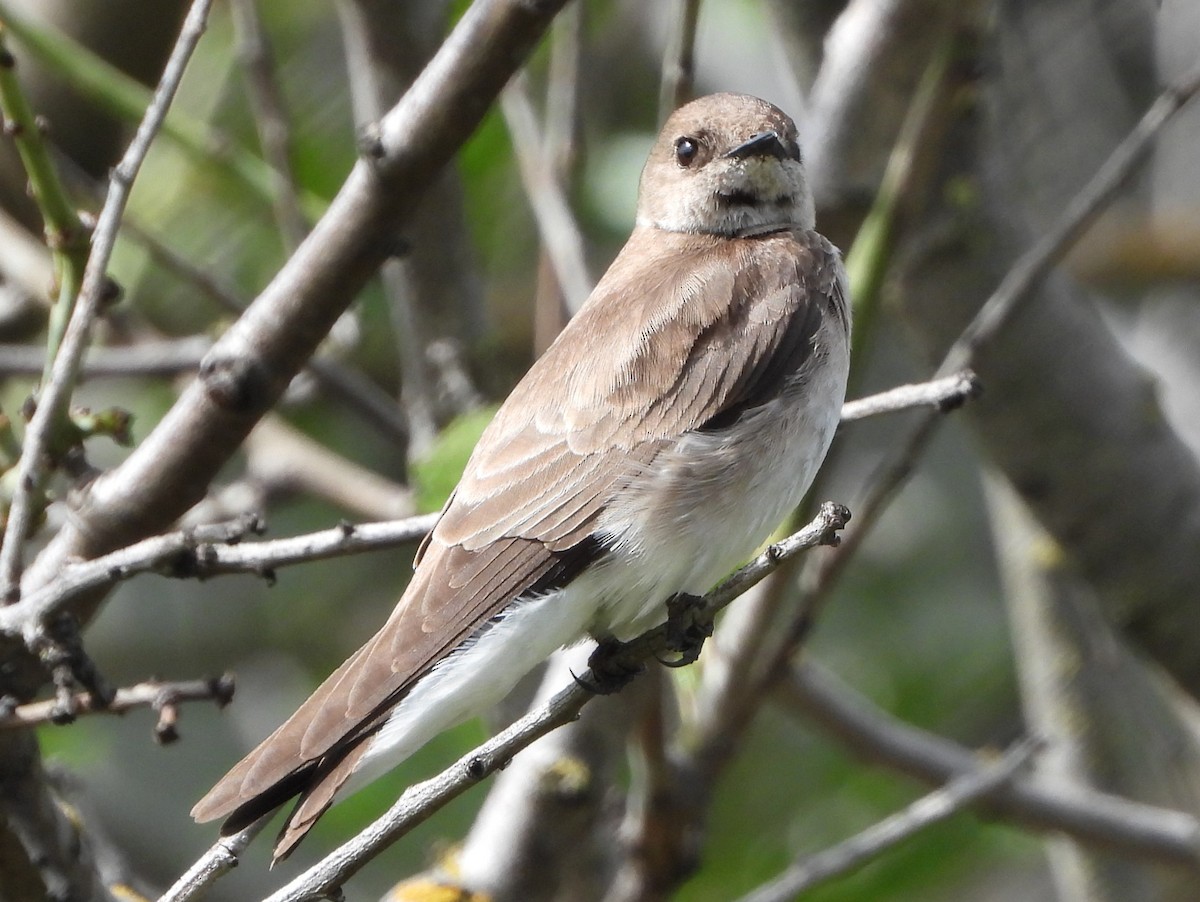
[725,131,789,161]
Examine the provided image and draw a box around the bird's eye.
[674,136,699,167]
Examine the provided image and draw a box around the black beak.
[725,131,790,161]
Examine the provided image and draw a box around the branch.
[229,0,308,251]
[16,0,572,610]
[780,660,1200,867]
[500,71,592,313]
[939,64,1200,375]
[733,739,1040,902]
[158,820,265,902]
[0,675,235,742]
[0,513,439,640]
[0,0,216,598]
[839,369,979,421]
[658,0,701,118]
[172,504,849,901]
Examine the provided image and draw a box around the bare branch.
[658,0,701,119]
[229,0,308,251]
[734,739,1040,902]
[839,369,979,421]
[780,660,1200,867]
[0,0,216,597]
[0,513,438,640]
[501,72,592,312]
[939,63,1200,375]
[17,0,573,605]
[0,675,235,739]
[158,820,265,902]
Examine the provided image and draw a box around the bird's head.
[636,93,814,237]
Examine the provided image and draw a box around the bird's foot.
[579,637,644,695]
[659,592,713,668]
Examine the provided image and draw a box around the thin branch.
[939,63,1200,375]
[500,71,592,313]
[0,675,235,739]
[658,0,701,118]
[158,820,265,902]
[176,504,849,901]
[229,0,308,251]
[779,660,1200,867]
[0,513,439,639]
[0,0,215,599]
[733,739,1040,902]
[0,22,89,379]
[0,339,212,378]
[839,369,979,421]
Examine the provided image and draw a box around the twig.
[177,504,849,901]
[229,0,308,251]
[839,370,980,421]
[0,339,212,378]
[500,72,592,312]
[658,0,701,118]
[0,675,235,740]
[939,63,1200,375]
[0,0,216,599]
[779,660,1200,867]
[0,23,89,379]
[733,739,1040,902]
[0,513,438,639]
[158,820,265,902]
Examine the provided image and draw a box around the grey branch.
[171,503,849,902]
[158,820,265,902]
[780,660,1200,867]
[0,675,235,739]
[839,369,979,421]
[734,739,1040,902]
[501,72,593,312]
[0,0,216,596]
[0,514,439,641]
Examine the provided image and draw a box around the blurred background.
[1,0,1199,900]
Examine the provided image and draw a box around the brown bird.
[193,92,851,862]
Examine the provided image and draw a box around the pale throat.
[637,166,815,237]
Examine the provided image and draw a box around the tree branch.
[779,660,1200,867]
[0,0,216,598]
[734,739,1040,902]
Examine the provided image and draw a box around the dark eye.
[674,136,699,167]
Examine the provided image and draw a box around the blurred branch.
[658,0,701,119]
[780,660,1200,868]
[0,675,234,742]
[940,63,1200,375]
[0,0,326,220]
[178,505,849,901]
[0,338,211,377]
[0,0,215,600]
[243,415,415,520]
[501,71,591,313]
[229,0,308,252]
[734,739,1040,902]
[532,2,583,351]
[0,23,88,377]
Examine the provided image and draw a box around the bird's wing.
[192,229,847,837]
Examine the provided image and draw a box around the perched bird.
[193,92,851,861]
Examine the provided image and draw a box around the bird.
[192,91,851,862]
